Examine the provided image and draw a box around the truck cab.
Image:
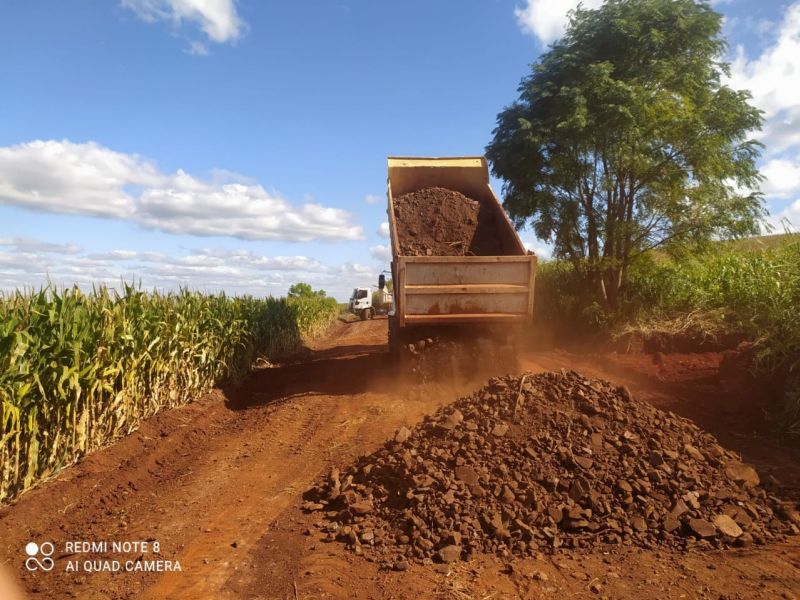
[349,288,374,320]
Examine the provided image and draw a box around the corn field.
[0,285,339,503]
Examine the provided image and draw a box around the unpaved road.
[1,319,798,599]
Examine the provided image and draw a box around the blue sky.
[1,0,799,300]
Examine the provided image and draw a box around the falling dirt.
[392,187,517,256]
[0,319,798,599]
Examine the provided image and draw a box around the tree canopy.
[287,282,326,299]
[486,0,765,307]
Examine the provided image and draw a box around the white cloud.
[365,194,381,205]
[514,0,603,45]
[724,2,800,226]
[187,41,209,56]
[0,237,82,255]
[760,157,800,197]
[0,140,157,218]
[0,140,363,242]
[378,222,390,238]
[121,0,245,44]
[728,3,800,117]
[728,2,800,153]
[0,240,379,301]
[369,244,391,262]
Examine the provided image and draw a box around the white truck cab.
[349,288,374,320]
[349,287,393,321]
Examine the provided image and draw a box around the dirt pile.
[392,187,510,256]
[303,371,798,567]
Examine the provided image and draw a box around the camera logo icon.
[24,542,55,572]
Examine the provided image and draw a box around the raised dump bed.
[386,156,537,343]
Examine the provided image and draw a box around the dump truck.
[382,156,537,354]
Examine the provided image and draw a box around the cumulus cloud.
[725,2,800,226]
[377,222,390,238]
[365,194,381,205]
[0,241,380,300]
[121,0,245,44]
[0,140,363,242]
[514,0,603,45]
[728,3,800,121]
[760,157,800,197]
[0,237,82,255]
[369,244,391,262]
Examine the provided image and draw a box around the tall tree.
[487,0,764,308]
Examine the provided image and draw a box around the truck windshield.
[357,290,368,299]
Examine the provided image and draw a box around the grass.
[0,284,339,503]
[534,234,800,436]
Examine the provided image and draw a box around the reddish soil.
[393,187,516,256]
[1,319,798,600]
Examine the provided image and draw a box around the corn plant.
[0,285,339,502]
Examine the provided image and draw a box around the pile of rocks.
[303,371,798,566]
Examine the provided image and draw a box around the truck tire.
[360,309,368,321]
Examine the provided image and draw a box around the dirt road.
[1,319,798,599]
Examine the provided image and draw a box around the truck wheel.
[360,309,368,321]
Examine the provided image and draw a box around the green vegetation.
[534,236,800,437]
[288,282,327,299]
[488,0,764,309]
[0,284,339,502]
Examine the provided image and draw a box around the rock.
[574,455,594,470]
[350,502,373,516]
[724,461,760,488]
[548,506,563,523]
[492,422,509,437]
[393,560,409,571]
[631,517,648,533]
[501,486,516,504]
[683,443,704,462]
[437,545,461,563]
[395,427,411,443]
[713,514,743,538]
[663,515,681,533]
[440,410,464,431]
[568,478,591,501]
[532,570,549,581]
[682,491,701,510]
[669,499,690,518]
[454,465,479,486]
[361,530,375,543]
[688,519,717,538]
